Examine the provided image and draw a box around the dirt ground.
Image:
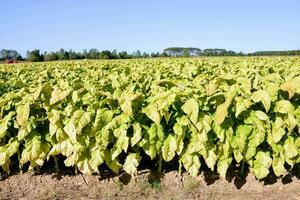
[0,169,299,200]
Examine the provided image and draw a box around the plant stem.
[178,161,182,175]
[158,154,163,175]
[54,156,59,173]
[17,150,23,174]
[0,107,3,120]
[241,160,245,174]
[75,166,78,174]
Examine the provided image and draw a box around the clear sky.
[0,0,299,56]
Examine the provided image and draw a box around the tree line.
[0,48,160,62]
[1,48,300,62]
[164,47,300,57]
[0,49,23,61]
[25,49,158,62]
[164,47,244,57]
[248,50,300,56]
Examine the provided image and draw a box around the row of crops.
[0,57,300,179]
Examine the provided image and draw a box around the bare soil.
[0,169,299,200]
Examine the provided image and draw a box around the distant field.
[0,57,300,181]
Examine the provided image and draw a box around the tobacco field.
[0,57,300,180]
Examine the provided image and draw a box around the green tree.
[142,52,149,58]
[99,50,112,59]
[0,49,22,60]
[26,49,42,62]
[118,51,130,59]
[82,49,88,59]
[58,48,66,60]
[133,50,141,58]
[68,49,78,60]
[111,49,118,59]
[88,48,99,59]
[183,49,190,57]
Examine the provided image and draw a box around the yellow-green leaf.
[16,103,30,127]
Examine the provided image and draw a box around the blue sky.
[0,0,299,56]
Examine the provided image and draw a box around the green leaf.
[235,98,252,118]
[173,123,183,136]
[105,114,130,130]
[236,124,252,138]
[0,111,15,139]
[217,158,232,178]
[181,98,199,124]
[111,145,122,161]
[89,146,104,172]
[16,103,30,127]
[92,109,113,134]
[111,127,129,160]
[64,153,77,167]
[253,151,272,179]
[95,129,110,149]
[272,117,285,143]
[148,124,158,144]
[245,145,257,161]
[253,162,269,180]
[145,144,157,160]
[281,82,295,99]
[143,106,161,124]
[1,159,11,173]
[265,82,279,99]
[50,87,71,105]
[123,153,141,175]
[47,144,61,158]
[119,93,140,117]
[233,149,243,163]
[215,87,237,124]
[272,156,286,177]
[0,137,19,166]
[173,123,185,155]
[214,102,230,125]
[212,122,225,142]
[232,124,252,152]
[251,90,271,112]
[104,149,121,174]
[181,153,200,177]
[48,109,61,124]
[162,134,177,162]
[20,136,51,168]
[274,100,294,114]
[280,78,300,99]
[63,122,77,141]
[287,114,297,133]
[131,123,142,147]
[205,149,217,170]
[120,98,133,116]
[17,128,30,141]
[283,136,298,159]
[60,139,74,156]
[255,111,269,121]
[76,156,94,175]
[76,112,92,134]
[205,82,218,96]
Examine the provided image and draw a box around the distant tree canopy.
[2,47,300,63]
[99,50,112,59]
[21,48,152,62]
[249,50,300,56]
[88,48,100,59]
[163,47,243,57]
[164,47,202,57]
[164,48,300,57]
[26,49,43,62]
[0,49,22,60]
